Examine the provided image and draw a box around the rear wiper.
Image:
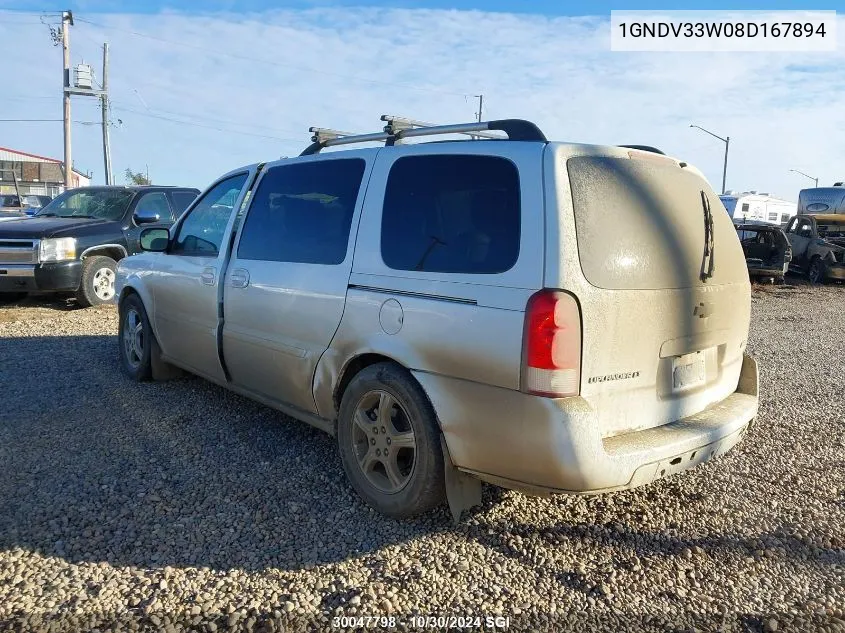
[700,190,715,281]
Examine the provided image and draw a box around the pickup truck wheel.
[337,362,446,519]
[808,257,827,285]
[77,256,117,307]
[118,293,153,381]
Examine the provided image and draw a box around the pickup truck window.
[135,192,173,222]
[171,191,199,216]
[36,189,134,220]
[237,159,365,265]
[171,174,247,256]
[795,218,814,237]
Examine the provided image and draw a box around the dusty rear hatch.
[545,144,750,438]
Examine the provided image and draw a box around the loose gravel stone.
[0,283,843,632]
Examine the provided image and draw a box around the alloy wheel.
[122,308,145,369]
[350,390,417,494]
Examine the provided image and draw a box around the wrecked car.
[735,223,792,283]
[784,213,845,284]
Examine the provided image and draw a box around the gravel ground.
[0,281,843,633]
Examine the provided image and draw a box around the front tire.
[808,257,827,284]
[337,362,446,519]
[118,293,153,381]
[77,256,117,307]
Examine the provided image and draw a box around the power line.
[75,16,476,98]
[108,98,305,137]
[110,105,302,143]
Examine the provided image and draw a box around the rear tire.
[76,256,117,307]
[337,362,446,518]
[808,257,827,285]
[118,293,153,382]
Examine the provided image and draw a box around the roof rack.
[300,115,547,156]
[619,145,666,155]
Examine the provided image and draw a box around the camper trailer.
[797,183,845,215]
[719,191,797,226]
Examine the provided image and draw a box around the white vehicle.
[719,191,796,226]
[114,115,759,520]
[797,183,845,215]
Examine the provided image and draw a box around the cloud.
[1,6,843,198]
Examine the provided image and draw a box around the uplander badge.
[588,371,641,384]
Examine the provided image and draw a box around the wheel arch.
[332,352,404,416]
[81,244,128,262]
[117,281,158,336]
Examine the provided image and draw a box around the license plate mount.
[672,351,706,392]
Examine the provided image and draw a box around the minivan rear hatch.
[551,146,750,438]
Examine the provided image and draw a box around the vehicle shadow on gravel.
[2,333,843,579]
[0,295,83,322]
[465,515,845,583]
[0,334,463,573]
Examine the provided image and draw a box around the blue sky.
[1,3,843,198]
[1,0,842,15]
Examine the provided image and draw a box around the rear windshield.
[567,155,746,290]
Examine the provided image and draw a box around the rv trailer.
[719,191,797,226]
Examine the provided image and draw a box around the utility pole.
[476,94,484,122]
[101,43,113,185]
[62,10,73,188]
[61,16,108,188]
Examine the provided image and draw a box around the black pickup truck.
[0,185,199,307]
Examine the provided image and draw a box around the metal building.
[0,146,91,198]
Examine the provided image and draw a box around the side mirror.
[140,227,170,252]
[134,207,161,225]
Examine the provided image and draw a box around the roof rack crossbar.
[299,115,547,155]
[381,115,505,143]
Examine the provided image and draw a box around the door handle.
[229,268,250,288]
[201,267,216,286]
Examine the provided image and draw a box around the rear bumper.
[0,262,82,293]
[415,354,759,495]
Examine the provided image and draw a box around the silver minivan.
[115,116,759,520]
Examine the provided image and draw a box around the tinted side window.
[135,192,173,222]
[171,191,199,217]
[381,155,520,274]
[172,174,247,256]
[237,159,365,264]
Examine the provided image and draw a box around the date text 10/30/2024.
[332,615,512,629]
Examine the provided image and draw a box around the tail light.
[521,290,582,398]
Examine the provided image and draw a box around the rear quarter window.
[380,154,520,274]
